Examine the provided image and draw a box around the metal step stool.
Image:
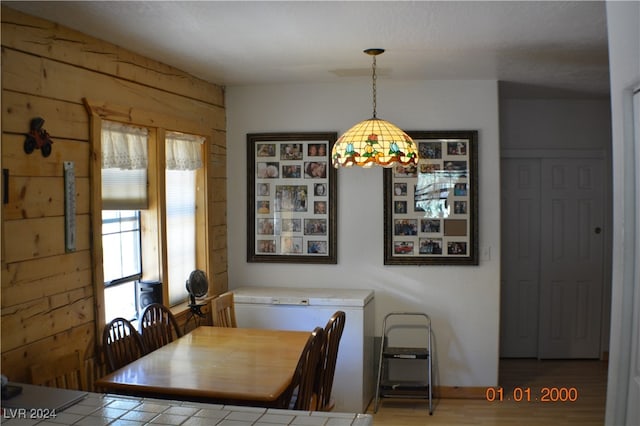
[374,312,433,414]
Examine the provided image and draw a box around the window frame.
[101,209,143,323]
[86,101,211,338]
[102,209,143,287]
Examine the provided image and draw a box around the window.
[166,169,197,304]
[102,210,142,322]
[102,211,142,283]
[98,119,207,324]
[101,121,148,322]
[165,132,204,305]
[86,100,216,340]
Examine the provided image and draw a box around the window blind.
[165,132,204,305]
[101,120,149,210]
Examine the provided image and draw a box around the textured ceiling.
[3,1,610,97]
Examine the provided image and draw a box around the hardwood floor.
[368,359,608,425]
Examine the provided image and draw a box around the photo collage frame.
[247,132,337,264]
[384,130,478,265]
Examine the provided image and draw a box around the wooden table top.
[96,326,311,404]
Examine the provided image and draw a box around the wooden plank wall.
[1,7,227,387]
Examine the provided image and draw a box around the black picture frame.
[384,130,478,265]
[247,132,338,263]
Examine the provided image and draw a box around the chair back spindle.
[103,317,146,373]
[315,310,346,411]
[211,292,237,328]
[30,351,86,391]
[279,327,326,411]
[139,303,182,353]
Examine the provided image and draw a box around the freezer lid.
[232,286,374,307]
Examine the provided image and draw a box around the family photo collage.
[384,131,478,265]
[248,131,475,265]
[252,138,332,260]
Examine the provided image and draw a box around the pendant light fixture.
[331,48,418,168]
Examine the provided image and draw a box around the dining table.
[95,326,311,406]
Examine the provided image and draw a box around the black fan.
[186,269,208,317]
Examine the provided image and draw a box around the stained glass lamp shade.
[331,49,419,168]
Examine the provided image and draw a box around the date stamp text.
[485,386,578,402]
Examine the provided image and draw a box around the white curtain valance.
[101,120,148,210]
[101,120,148,170]
[166,131,205,171]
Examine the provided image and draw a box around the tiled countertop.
[1,392,373,426]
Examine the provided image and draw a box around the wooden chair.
[103,317,146,373]
[139,303,183,353]
[314,310,346,411]
[278,327,326,411]
[30,351,86,391]
[211,292,237,327]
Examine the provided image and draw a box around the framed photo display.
[384,130,478,265]
[247,132,338,263]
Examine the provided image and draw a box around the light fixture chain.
[372,55,377,118]
[332,48,419,169]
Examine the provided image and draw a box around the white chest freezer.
[232,286,375,413]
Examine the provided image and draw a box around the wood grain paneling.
[1,6,227,387]
[1,286,93,352]
[2,49,225,132]
[2,134,89,177]
[1,7,223,107]
[3,215,90,263]
[4,176,89,220]
[1,250,91,308]
[2,90,89,140]
[1,323,95,384]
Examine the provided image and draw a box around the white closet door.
[500,158,541,357]
[538,158,605,359]
[501,156,606,359]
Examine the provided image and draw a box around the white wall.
[226,80,501,387]
[604,1,640,424]
[500,99,611,150]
